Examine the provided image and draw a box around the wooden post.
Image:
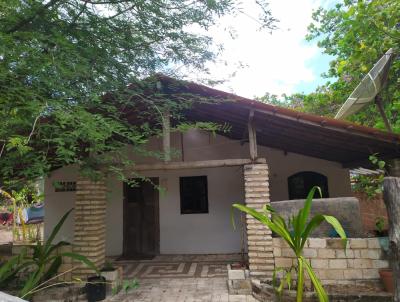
[162,110,171,162]
[248,109,258,161]
[383,176,400,301]
[388,159,400,177]
[375,95,392,133]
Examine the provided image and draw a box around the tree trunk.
[383,177,400,301]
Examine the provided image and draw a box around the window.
[288,171,329,200]
[180,176,208,214]
[54,181,76,192]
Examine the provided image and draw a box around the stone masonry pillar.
[244,163,274,278]
[72,176,107,279]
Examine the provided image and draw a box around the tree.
[259,0,400,132]
[306,0,400,132]
[0,0,276,188]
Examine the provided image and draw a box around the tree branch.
[6,0,62,33]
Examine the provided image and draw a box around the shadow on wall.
[271,197,363,237]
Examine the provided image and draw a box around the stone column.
[244,163,274,278]
[72,176,107,279]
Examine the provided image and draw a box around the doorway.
[123,178,159,259]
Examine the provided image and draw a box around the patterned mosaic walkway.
[115,254,242,279]
[120,261,228,279]
[107,255,255,302]
[104,277,257,302]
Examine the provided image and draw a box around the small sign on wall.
[53,181,76,192]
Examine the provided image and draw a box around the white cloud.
[193,0,327,98]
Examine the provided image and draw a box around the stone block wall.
[73,177,107,279]
[273,238,388,285]
[243,164,274,278]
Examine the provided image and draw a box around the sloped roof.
[154,75,400,167]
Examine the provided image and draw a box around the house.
[43,75,400,279]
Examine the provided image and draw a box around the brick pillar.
[244,163,274,278]
[73,176,107,279]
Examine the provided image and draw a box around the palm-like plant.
[233,187,347,302]
[0,208,98,299]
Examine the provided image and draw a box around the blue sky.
[294,51,333,94]
[189,0,338,99]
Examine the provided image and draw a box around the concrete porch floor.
[105,254,256,302]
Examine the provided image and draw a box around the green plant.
[375,216,385,234]
[272,267,293,300]
[233,187,347,302]
[0,208,98,299]
[353,154,386,199]
[102,260,115,272]
[111,278,138,296]
[0,185,43,242]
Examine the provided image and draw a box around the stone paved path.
[104,277,256,302]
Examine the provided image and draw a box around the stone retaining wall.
[273,238,388,285]
[271,198,363,237]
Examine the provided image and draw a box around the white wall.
[44,129,351,256]
[43,165,77,243]
[141,167,244,254]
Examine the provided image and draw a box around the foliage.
[353,154,386,199]
[0,209,97,299]
[0,184,43,242]
[375,216,385,234]
[272,267,293,300]
[0,0,276,190]
[233,187,347,302]
[258,0,400,133]
[110,278,139,295]
[102,260,115,272]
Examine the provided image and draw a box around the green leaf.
[296,258,304,302]
[20,265,45,299]
[44,208,74,255]
[323,215,347,249]
[299,186,321,232]
[232,203,295,249]
[45,241,71,259]
[302,257,329,302]
[41,256,62,282]
[60,252,98,274]
[300,215,325,249]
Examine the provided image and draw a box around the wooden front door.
[123,178,159,257]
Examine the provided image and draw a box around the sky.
[195,0,336,99]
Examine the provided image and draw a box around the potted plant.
[100,261,123,295]
[86,274,107,302]
[375,217,394,293]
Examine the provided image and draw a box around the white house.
[43,75,400,278]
